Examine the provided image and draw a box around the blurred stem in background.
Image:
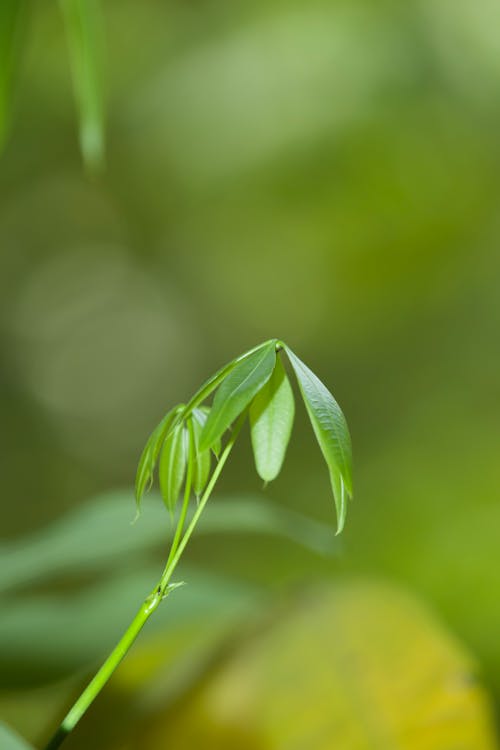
[0,0,28,151]
[43,417,244,750]
[60,0,105,174]
[0,0,105,171]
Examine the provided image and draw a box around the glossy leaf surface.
[184,340,272,416]
[199,340,277,452]
[250,355,295,482]
[159,422,188,513]
[285,346,352,533]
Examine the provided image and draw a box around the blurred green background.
[1,0,500,748]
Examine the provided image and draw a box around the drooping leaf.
[60,0,105,172]
[250,355,295,482]
[285,346,352,534]
[190,412,212,497]
[199,340,277,452]
[159,421,188,513]
[0,0,27,151]
[135,406,182,513]
[0,723,34,750]
[156,584,498,750]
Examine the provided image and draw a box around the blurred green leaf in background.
[0,721,34,750]
[120,584,499,750]
[59,0,105,172]
[0,0,105,169]
[0,491,337,683]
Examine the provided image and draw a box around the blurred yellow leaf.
[140,582,497,750]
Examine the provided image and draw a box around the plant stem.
[42,417,244,750]
[43,587,162,750]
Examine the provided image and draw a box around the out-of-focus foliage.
[59,0,105,172]
[0,721,34,750]
[1,0,500,747]
[0,491,336,682]
[0,0,105,170]
[0,1,27,151]
[121,584,498,750]
[0,492,337,588]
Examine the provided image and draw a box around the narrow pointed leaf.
[184,339,273,416]
[190,414,212,497]
[60,0,105,172]
[184,359,239,416]
[199,340,277,452]
[135,406,181,513]
[159,422,188,513]
[285,347,352,533]
[250,356,295,482]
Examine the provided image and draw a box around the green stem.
[42,416,244,750]
[43,586,162,750]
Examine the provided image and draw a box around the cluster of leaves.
[135,339,353,533]
[0,0,104,171]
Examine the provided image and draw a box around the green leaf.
[0,0,27,151]
[285,346,352,534]
[60,0,105,172]
[250,355,295,482]
[199,340,277,452]
[0,723,34,750]
[135,406,182,514]
[190,413,212,497]
[183,339,274,416]
[159,421,188,513]
[194,407,221,457]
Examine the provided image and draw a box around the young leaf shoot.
[44,338,353,750]
[159,421,188,514]
[190,412,212,497]
[199,339,277,452]
[135,406,182,515]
